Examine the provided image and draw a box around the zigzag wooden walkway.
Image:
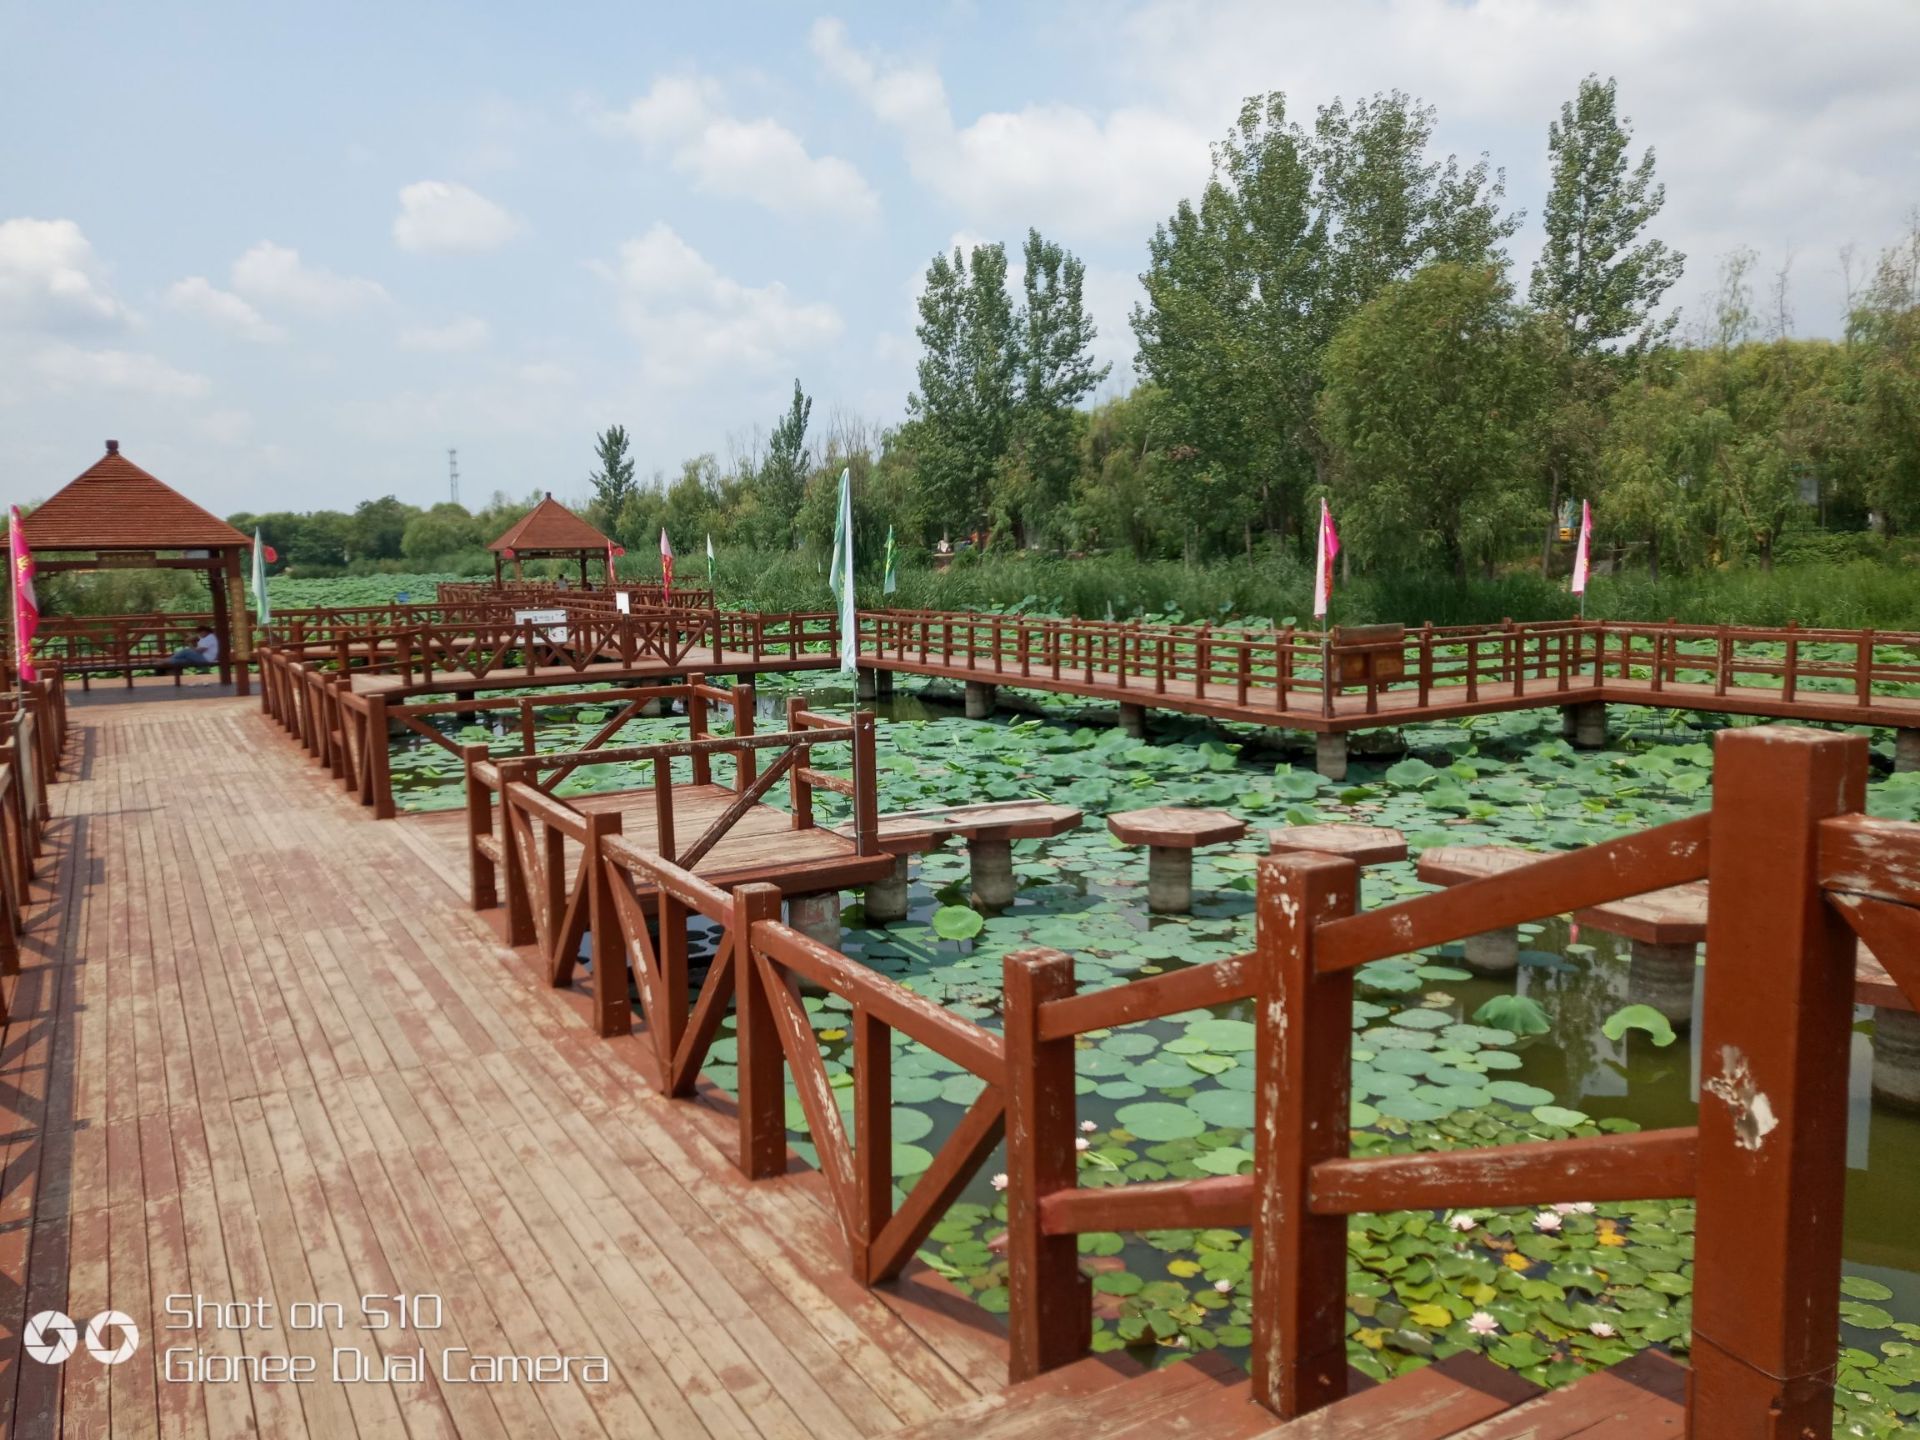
[0,694,1000,1438]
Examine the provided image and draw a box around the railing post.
[1692,726,1865,1435]
[585,811,627,1036]
[498,763,536,946]
[734,882,788,1179]
[1252,851,1357,1420]
[1002,945,1087,1382]
[367,694,395,819]
[463,745,497,911]
[851,1004,891,1283]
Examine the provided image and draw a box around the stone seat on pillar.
[1106,807,1248,914]
[1415,845,1536,975]
[837,800,1084,916]
[1268,823,1408,868]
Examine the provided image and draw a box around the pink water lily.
[1214,1278,1234,1294]
[1075,1137,1090,1152]
[1466,1312,1499,1337]
[990,1173,1008,1192]
[1080,1120,1098,1134]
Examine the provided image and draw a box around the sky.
[2,0,1916,519]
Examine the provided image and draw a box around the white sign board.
[514,607,569,643]
[615,592,631,614]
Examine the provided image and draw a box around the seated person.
[164,626,221,671]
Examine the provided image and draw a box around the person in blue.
[164,626,220,671]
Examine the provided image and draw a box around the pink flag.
[9,507,37,684]
[659,527,674,596]
[1312,498,1341,620]
[1571,500,1593,596]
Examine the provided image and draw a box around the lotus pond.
[388,676,1920,1436]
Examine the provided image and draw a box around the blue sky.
[3,0,1916,517]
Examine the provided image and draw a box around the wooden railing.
[858,610,1920,724]
[465,700,877,1003]
[1237,724,1911,1435]
[434,580,716,611]
[0,676,65,1024]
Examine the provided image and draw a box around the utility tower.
[448,448,460,506]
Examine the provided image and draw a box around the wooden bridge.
[3,647,1919,1433]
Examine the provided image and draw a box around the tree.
[909,243,1018,539]
[1133,90,1516,557]
[995,231,1110,545]
[588,425,637,530]
[1529,75,1684,355]
[757,381,813,544]
[350,496,413,560]
[1319,263,1547,580]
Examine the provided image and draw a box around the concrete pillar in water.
[1315,733,1349,782]
[1463,927,1520,975]
[1897,729,1920,774]
[1146,846,1193,913]
[1872,1007,1920,1112]
[857,669,878,701]
[969,836,1015,909]
[1118,702,1148,739]
[863,855,911,924]
[1562,701,1608,750]
[1626,940,1698,1027]
[965,682,997,720]
[788,892,843,950]
[876,669,895,697]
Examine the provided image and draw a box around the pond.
[384,672,1920,1436]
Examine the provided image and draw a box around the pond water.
[384,673,1920,1436]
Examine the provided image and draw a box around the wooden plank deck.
[405,782,892,900]
[1,694,1002,1437]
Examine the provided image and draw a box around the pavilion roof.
[22,442,250,552]
[487,493,611,554]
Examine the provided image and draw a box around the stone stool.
[841,801,1085,918]
[1415,846,1535,974]
[1108,807,1248,913]
[1269,823,1407,902]
[1573,882,1707,1029]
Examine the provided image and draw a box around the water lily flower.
[1572,1202,1595,1214]
[1075,1137,1090,1152]
[1589,1321,1616,1338]
[1448,1213,1477,1232]
[990,1173,1008,1192]
[1214,1278,1234,1294]
[1534,1211,1563,1233]
[1080,1120,1098,1134]
[1466,1311,1499,1337]
[1553,1202,1578,1214]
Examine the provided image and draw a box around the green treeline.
[214,77,1915,611]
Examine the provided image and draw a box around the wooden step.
[878,1351,1253,1439]
[1251,1353,1542,1438]
[1443,1351,1687,1439]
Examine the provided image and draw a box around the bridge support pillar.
[1897,729,1920,773]
[1627,941,1698,1028]
[1147,846,1193,913]
[862,856,911,924]
[1562,701,1607,750]
[1463,927,1519,975]
[857,669,878,701]
[965,682,997,720]
[969,837,1016,909]
[787,892,842,951]
[1872,1008,1920,1111]
[1314,733,1348,782]
[875,669,894,698]
[1117,702,1148,739]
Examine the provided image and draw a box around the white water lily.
[1448,1212,1478,1232]
[1214,1278,1234,1293]
[1466,1311,1499,1337]
[1074,1137,1090,1152]
[1589,1321,1616,1337]
[1080,1120,1098,1134]
[1534,1211,1564,1233]
[990,1173,1008,1192]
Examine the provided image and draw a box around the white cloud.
[165,276,285,342]
[603,74,879,220]
[32,343,211,399]
[0,218,128,330]
[810,19,1211,240]
[397,316,491,352]
[392,180,522,254]
[595,223,843,382]
[231,242,388,313]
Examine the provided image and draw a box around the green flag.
[882,526,897,596]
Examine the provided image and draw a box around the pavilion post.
[208,557,233,688]
[225,551,251,697]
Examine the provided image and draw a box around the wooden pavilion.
[487,492,615,588]
[20,440,253,695]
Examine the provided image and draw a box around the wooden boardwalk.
[1,694,1002,1438]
